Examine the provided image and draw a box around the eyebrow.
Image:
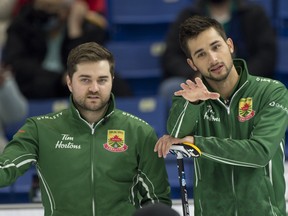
[193,40,221,57]
[79,74,91,78]
[78,74,110,79]
[98,75,110,79]
[193,48,204,57]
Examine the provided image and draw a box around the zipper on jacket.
[91,126,96,216]
[90,119,110,216]
[225,105,238,216]
[89,123,97,216]
[75,108,114,216]
[217,80,248,112]
[78,121,96,215]
[226,101,238,216]
[217,83,247,216]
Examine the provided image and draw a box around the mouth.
[209,64,223,73]
[87,95,100,100]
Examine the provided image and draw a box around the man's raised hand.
[174,77,220,102]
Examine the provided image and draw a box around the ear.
[226,38,234,54]
[66,74,72,93]
[187,58,197,71]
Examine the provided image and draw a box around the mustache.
[87,92,100,96]
[208,62,223,71]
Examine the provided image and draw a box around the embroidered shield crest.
[238,97,255,122]
[103,130,128,152]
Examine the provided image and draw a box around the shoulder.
[248,76,287,98]
[113,109,150,127]
[251,76,286,88]
[29,109,68,123]
[112,109,158,136]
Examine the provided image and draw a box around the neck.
[79,103,109,125]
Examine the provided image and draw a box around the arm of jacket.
[0,118,38,187]
[136,129,171,207]
[0,77,28,124]
[196,83,287,167]
[167,95,202,138]
[167,83,288,168]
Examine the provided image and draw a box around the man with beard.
[154,15,287,216]
[158,0,277,103]
[0,42,171,215]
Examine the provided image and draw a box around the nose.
[207,51,218,64]
[88,81,99,92]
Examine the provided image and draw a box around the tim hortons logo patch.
[238,97,255,122]
[103,130,128,152]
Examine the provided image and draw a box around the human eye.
[80,78,91,84]
[197,52,206,58]
[212,44,221,51]
[98,78,108,85]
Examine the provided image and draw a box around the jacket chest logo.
[238,97,255,122]
[204,105,220,122]
[103,130,128,152]
[55,134,81,149]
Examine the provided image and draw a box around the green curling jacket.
[0,95,171,216]
[168,59,288,216]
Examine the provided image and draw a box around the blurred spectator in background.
[0,64,28,153]
[0,0,27,152]
[0,0,17,47]
[2,0,132,99]
[159,0,277,101]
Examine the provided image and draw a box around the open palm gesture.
[175,77,220,102]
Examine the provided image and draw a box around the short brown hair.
[179,15,228,58]
[67,42,115,78]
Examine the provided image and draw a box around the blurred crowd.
[0,0,279,101]
[0,0,132,100]
[0,0,281,150]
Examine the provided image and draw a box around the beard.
[203,59,233,82]
[73,93,110,113]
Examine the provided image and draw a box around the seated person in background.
[2,0,132,99]
[0,0,17,47]
[79,0,108,29]
[159,0,277,101]
[0,64,28,152]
